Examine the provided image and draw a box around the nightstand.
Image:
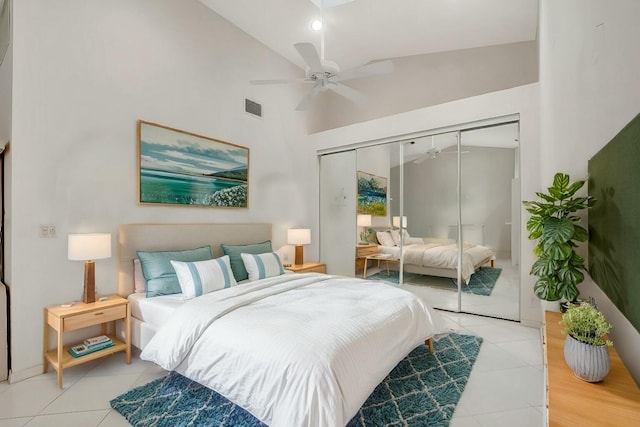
[43,294,131,388]
[285,262,327,274]
[356,244,378,274]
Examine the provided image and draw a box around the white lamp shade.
[392,216,407,228]
[68,233,112,261]
[357,214,372,227]
[287,228,311,245]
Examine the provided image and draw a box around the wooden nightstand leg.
[363,260,369,279]
[42,310,49,373]
[57,330,64,388]
[125,305,131,364]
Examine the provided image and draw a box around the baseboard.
[8,364,43,384]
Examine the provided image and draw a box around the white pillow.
[376,231,396,247]
[133,259,146,293]
[170,256,237,300]
[391,229,418,245]
[241,252,285,281]
[390,229,401,246]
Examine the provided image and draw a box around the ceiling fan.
[413,137,470,164]
[251,42,393,111]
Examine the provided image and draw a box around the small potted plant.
[560,302,613,382]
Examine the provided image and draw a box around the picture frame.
[137,120,249,208]
[357,170,387,216]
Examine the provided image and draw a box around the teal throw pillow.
[137,246,212,297]
[221,241,272,282]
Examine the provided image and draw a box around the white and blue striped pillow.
[170,256,237,300]
[241,252,285,281]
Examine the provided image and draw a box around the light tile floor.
[401,257,521,321]
[0,311,543,427]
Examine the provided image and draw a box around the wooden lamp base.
[294,245,304,265]
[83,260,96,304]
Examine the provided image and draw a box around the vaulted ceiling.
[200,0,538,72]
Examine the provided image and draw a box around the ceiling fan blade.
[250,78,310,85]
[295,85,322,111]
[294,42,324,73]
[327,82,366,104]
[332,60,394,82]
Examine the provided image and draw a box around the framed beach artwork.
[137,121,249,207]
[357,171,387,216]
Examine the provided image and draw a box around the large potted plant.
[522,173,595,302]
[560,302,612,382]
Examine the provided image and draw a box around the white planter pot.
[563,334,611,382]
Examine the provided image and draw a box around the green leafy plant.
[522,173,594,301]
[560,303,613,346]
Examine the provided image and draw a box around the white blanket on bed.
[140,273,440,427]
[402,242,493,282]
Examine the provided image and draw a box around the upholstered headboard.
[118,223,272,297]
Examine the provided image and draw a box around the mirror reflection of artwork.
[138,121,249,208]
[357,171,387,216]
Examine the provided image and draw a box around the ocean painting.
[357,171,387,216]
[138,121,249,207]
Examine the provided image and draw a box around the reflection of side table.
[363,254,400,279]
[356,244,378,274]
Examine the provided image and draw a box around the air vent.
[245,98,262,118]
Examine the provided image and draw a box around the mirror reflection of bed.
[358,121,520,321]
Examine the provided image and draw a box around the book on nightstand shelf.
[84,335,111,346]
[69,336,114,358]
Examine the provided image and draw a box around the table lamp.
[357,214,372,243]
[68,233,112,303]
[287,228,311,265]
[392,216,407,228]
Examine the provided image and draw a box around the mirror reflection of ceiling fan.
[413,137,470,164]
[250,0,393,111]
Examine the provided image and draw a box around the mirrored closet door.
[458,124,520,320]
[318,119,521,321]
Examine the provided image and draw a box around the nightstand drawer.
[303,265,327,273]
[357,245,378,257]
[63,305,126,331]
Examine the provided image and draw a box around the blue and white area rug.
[111,333,483,427]
[367,267,502,296]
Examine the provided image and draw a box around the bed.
[375,230,495,283]
[117,223,441,427]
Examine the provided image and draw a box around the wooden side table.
[284,262,327,274]
[43,294,131,388]
[543,311,640,425]
[363,254,400,278]
[356,244,378,274]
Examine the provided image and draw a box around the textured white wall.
[539,0,640,382]
[308,41,538,133]
[8,0,316,380]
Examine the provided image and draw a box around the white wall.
[0,20,9,145]
[539,0,640,382]
[8,0,317,381]
[311,83,541,327]
[308,41,538,133]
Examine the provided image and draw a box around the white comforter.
[381,242,494,282]
[141,273,440,427]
